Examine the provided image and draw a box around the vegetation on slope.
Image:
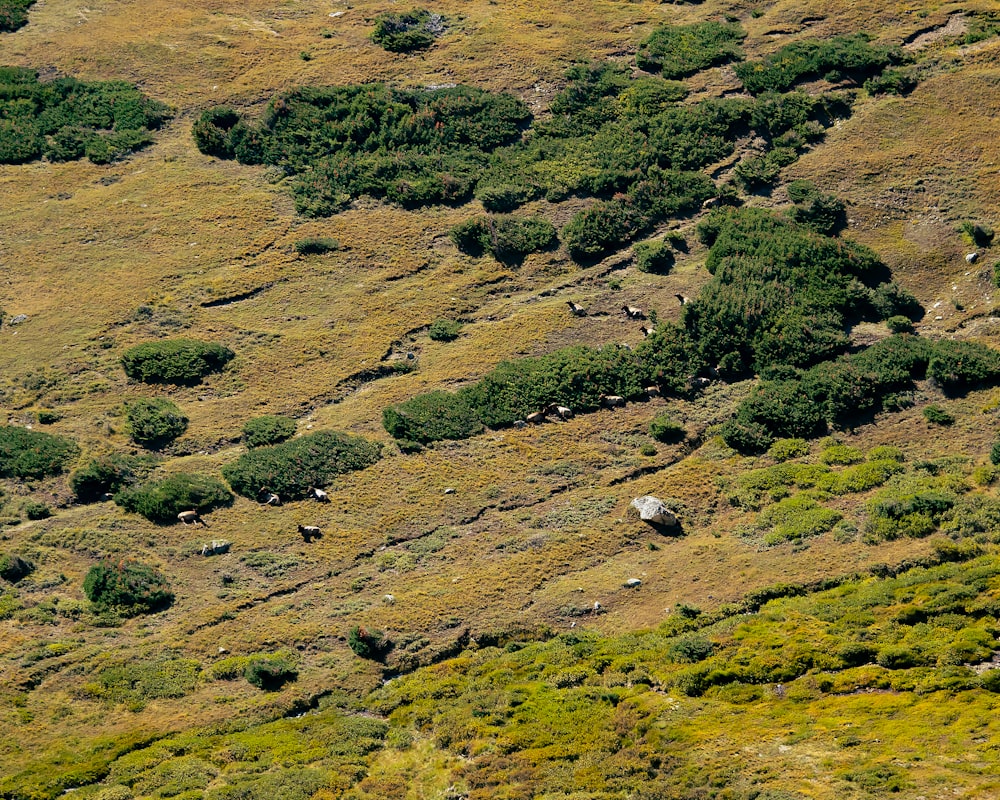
[0,0,35,33]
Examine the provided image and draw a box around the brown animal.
[644,386,661,398]
[259,487,281,507]
[298,524,323,543]
[526,410,548,425]
[622,304,645,320]
[600,394,626,409]
[178,509,206,526]
[566,301,587,317]
[546,404,574,420]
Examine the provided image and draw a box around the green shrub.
[886,315,914,333]
[293,236,339,255]
[192,105,240,158]
[83,559,173,615]
[222,430,381,500]
[86,657,200,707]
[991,438,1000,466]
[451,215,556,263]
[125,398,189,449]
[0,425,79,479]
[734,34,902,94]
[0,67,168,164]
[959,220,994,247]
[244,657,298,690]
[23,500,51,520]
[768,438,810,462]
[114,472,233,524]
[927,340,1000,393]
[0,0,36,32]
[864,68,917,96]
[121,338,235,385]
[242,415,296,448]
[0,553,35,583]
[636,21,745,79]
[633,239,675,274]
[370,8,442,52]
[649,412,686,443]
[923,404,954,426]
[756,494,843,546]
[71,453,153,503]
[348,625,391,660]
[383,391,483,444]
[820,444,864,465]
[428,318,462,342]
[786,182,847,235]
[35,409,61,424]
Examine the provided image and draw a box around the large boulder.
[630,496,678,527]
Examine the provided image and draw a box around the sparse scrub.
[242,415,296,448]
[83,559,173,615]
[348,625,391,661]
[293,236,339,255]
[244,653,299,690]
[0,425,79,479]
[114,472,233,524]
[222,430,381,500]
[370,8,443,53]
[125,398,188,449]
[633,239,675,274]
[427,318,462,342]
[121,339,235,385]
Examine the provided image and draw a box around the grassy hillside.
[1,0,1000,797]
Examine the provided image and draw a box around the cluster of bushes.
[0,0,35,32]
[348,625,392,661]
[719,335,1000,453]
[0,552,34,583]
[383,344,647,444]
[733,34,903,94]
[114,472,233,524]
[192,84,531,214]
[242,414,296,448]
[125,398,188,449]
[120,338,235,385]
[451,215,556,263]
[370,8,444,52]
[82,559,173,615]
[633,238,676,274]
[0,66,169,164]
[70,452,156,503]
[222,430,381,500]
[786,179,847,235]
[0,425,79,479]
[636,21,745,79]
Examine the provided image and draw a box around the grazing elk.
[622,304,645,320]
[178,509,206,526]
[526,410,548,425]
[259,487,281,507]
[566,301,587,317]
[298,524,323,543]
[546,404,574,420]
[310,487,330,503]
[644,386,661,398]
[600,394,626,409]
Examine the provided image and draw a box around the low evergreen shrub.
[114,472,233,524]
[242,415,296,448]
[923,405,954,425]
[428,318,462,342]
[0,425,79,479]
[348,625,391,660]
[23,501,51,520]
[383,391,483,445]
[121,338,235,385]
[71,453,154,503]
[222,430,381,500]
[649,412,686,443]
[82,559,173,615]
[0,553,35,583]
[0,0,36,32]
[125,398,189,449]
[636,21,745,79]
[370,8,442,52]
[633,239,675,274]
[451,215,556,263]
[244,654,298,690]
[294,236,339,255]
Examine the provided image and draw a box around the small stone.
[624,578,643,589]
[9,314,27,325]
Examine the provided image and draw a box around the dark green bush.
[734,34,902,94]
[348,625,391,660]
[242,415,296,448]
[864,68,917,96]
[114,472,233,524]
[70,453,153,503]
[121,338,235,385]
[451,215,556,263]
[0,0,36,32]
[633,239,675,274]
[786,181,847,235]
[383,391,483,444]
[192,106,240,158]
[370,8,442,52]
[244,654,298,690]
[0,425,79,479]
[35,410,61,425]
[294,236,339,255]
[636,21,745,79]
[927,340,1000,393]
[991,438,1000,466]
[886,315,914,333]
[125,398,189,449]
[0,67,168,164]
[0,553,34,583]
[222,430,381,500]
[82,559,173,615]
[922,405,954,426]
[428,318,462,342]
[649,412,686,443]
[23,500,51,520]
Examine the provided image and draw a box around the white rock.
[630,496,678,527]
[624,578,643,588]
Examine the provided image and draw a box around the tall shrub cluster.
[370,8,443,52]
[0,425,79,479]
[0,66,169,164]
[636,21,746,79]
[120,338,235,385]
[82,559,173,615]
[114,473,233,524]
[222,430,382,500]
